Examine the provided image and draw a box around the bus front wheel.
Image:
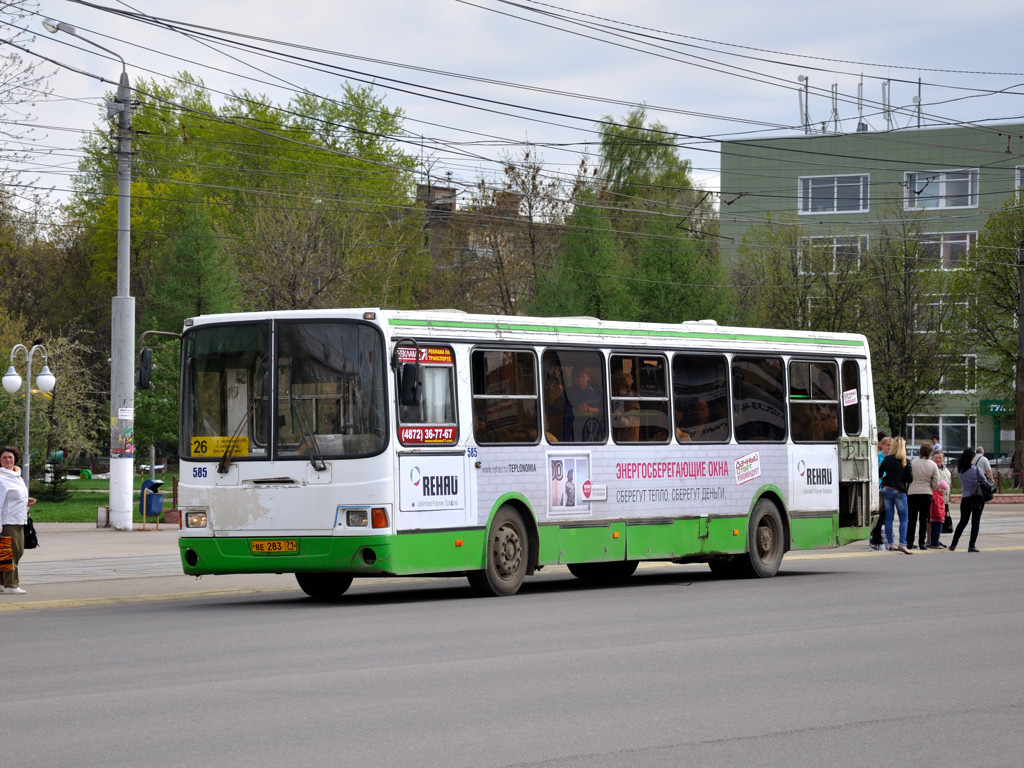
[468,506,528,597]
[745,499,785,578]
[296,572,354,600]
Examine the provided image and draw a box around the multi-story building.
[719,122,1024,458]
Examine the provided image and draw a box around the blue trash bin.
[140,479,165,519]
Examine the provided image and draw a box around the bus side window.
[472,350,539,444]
[841,359,862,435]
[672,354,730,443]
[789,360,840,443]
[611,354,669,443]
[543,349,607,443]
[732,356,787,443]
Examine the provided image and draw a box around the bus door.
[788,360,842,526]
[393,344,467,532]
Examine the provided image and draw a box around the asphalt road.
[3,530,1024,768]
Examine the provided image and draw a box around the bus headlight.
[183,508,209,528]
[346,509,368,527]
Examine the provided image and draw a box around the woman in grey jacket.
[906,443,940,549]
[950,447,986,552]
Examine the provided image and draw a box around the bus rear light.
[346,509,368,527]
[183,509,209,528]
[371,508,389,529]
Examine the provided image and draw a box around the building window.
[918,231,976,269]
[798,235,868,273]
[799,175,869,214]
[935,354,977,394]
[906,414,974,460]
[916,295,969,334]
[904,169,978,210]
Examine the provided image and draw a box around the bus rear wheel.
[567,560,639,583]
[296,572,354,600]
[468,506,528,597]
[745,499,785,578]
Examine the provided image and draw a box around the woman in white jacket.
[0,445,35,595]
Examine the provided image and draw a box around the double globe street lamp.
[2,344,57,483]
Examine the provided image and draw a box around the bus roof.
[184,308,870,356]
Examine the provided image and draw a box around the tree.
[951,191,1024,475]
[533,107,731,323]
[531,194,634,319]
[0,315,103,472]
[733,214,863,331]
[0,2,54,172]
[860,200,961,436]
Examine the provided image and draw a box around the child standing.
[929,479,949,549]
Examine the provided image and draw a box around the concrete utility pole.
[108,65,136,529]
[43,20,135,529]
[1016,238,1024,484]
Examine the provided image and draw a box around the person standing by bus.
[0,445,35,595]
[929,480,949,549]
[950,448,986,552]
[879,437,912,554]
[906,443,939,549]
[870,433,892,549]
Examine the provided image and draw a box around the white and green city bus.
[174,309,877,598]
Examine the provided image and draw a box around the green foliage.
[531,109,728,323]
[134,346,180,455]
[951,190,1024,397]
[733,199,963,436]
[531,197,634,319]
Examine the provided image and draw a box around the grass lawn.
[30,476,178,524]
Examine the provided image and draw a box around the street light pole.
[3,344,57,484]
[44,19,135,530]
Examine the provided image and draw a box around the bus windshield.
[180,320,387,462]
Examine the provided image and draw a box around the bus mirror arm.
[392,338,421,407]
[400,362,421,407]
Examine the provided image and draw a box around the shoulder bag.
[23,515,39,550]
[976,468,995,503]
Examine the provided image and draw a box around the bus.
[174,309,877,598]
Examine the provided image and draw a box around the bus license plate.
[250,539,298,554]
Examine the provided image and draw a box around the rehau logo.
[417,471,458,496]
[798,460,832,486]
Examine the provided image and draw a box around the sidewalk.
[4,523,297,607]
[5,507,1024,609]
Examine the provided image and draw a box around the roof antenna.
[797,75,810,134]
[856,75,868,133]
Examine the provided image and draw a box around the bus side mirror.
[137,348,152,390]
[400,362,421,407]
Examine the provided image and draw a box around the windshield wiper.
[217,399,257,474]
[290,397,327,472]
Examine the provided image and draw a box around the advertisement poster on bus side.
[789,445,839,511]
[548,453,592,517]
[397,454,466,529]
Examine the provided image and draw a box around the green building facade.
[720,123,1024,460]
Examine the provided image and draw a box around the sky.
[7,0,1024,209]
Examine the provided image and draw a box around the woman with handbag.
[0,445,35,595]
[878,436,913,554]
[950,447,987,553]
